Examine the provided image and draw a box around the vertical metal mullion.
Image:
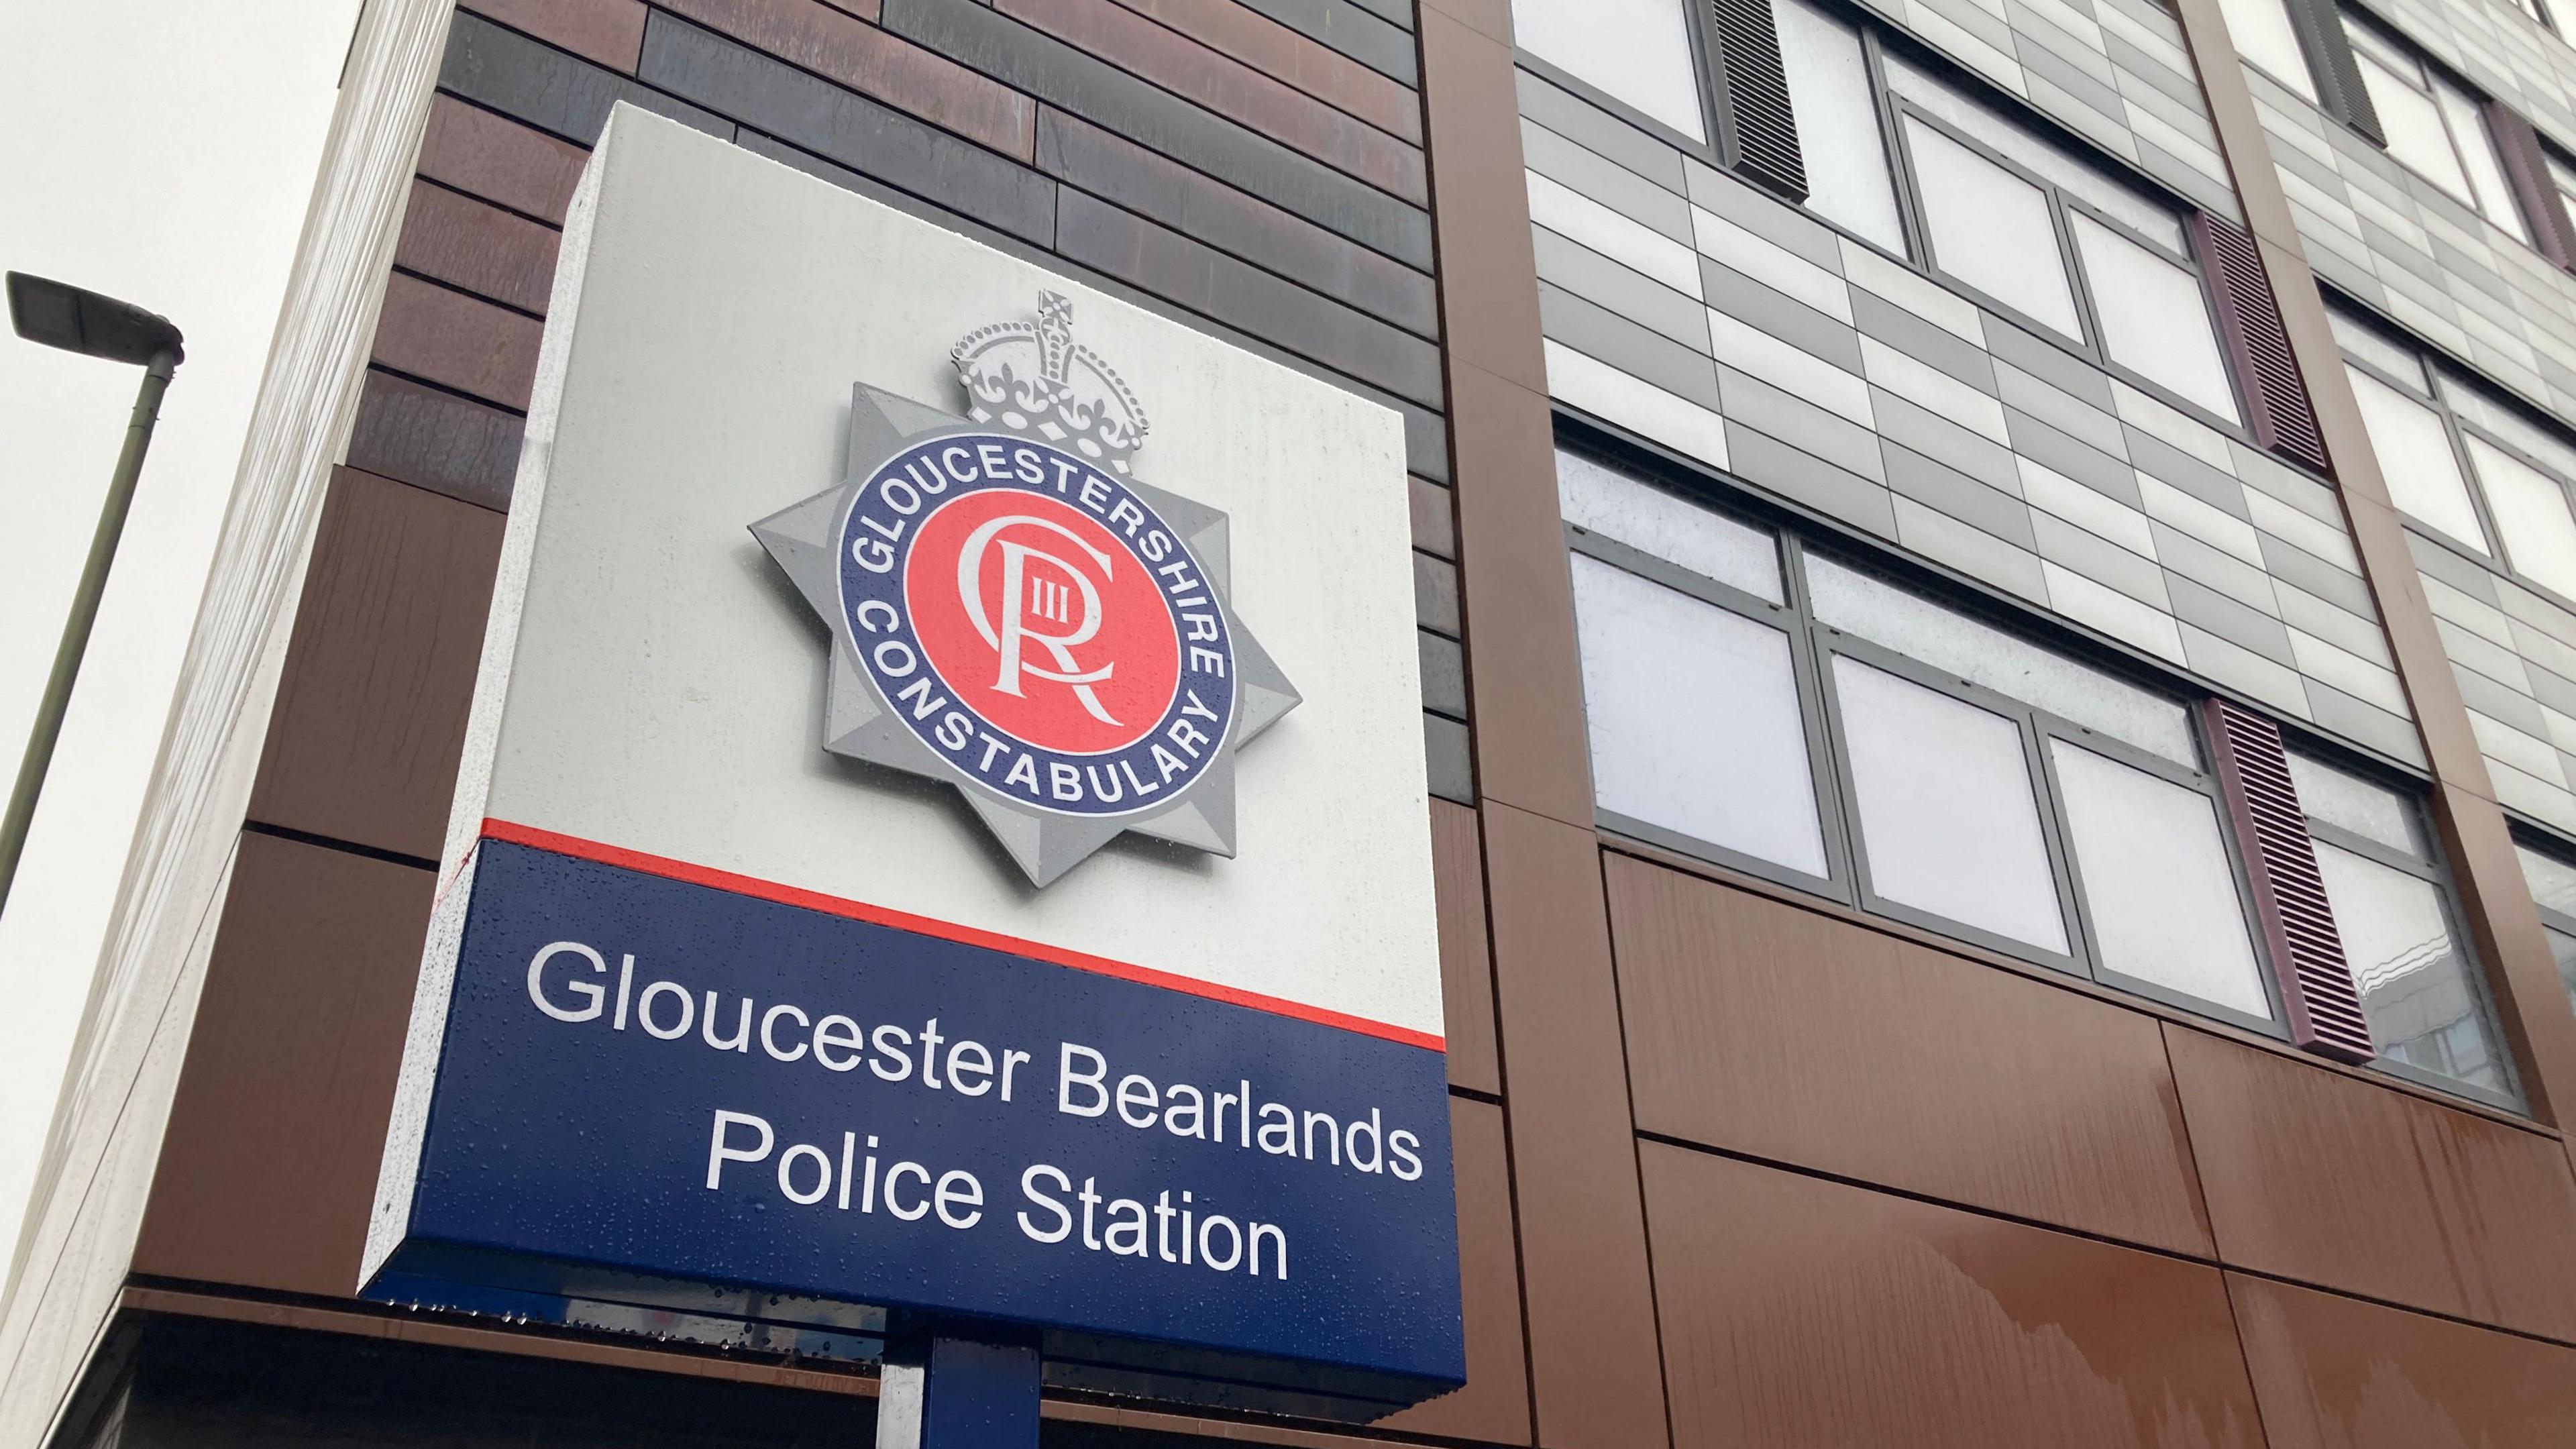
[2045,191,2103,360]
[1861,30,1929,265]
[2022,716,2102,981]
[2430,376,2510,566]
[1779,535,1863,907]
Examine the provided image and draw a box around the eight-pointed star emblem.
[751,293,1300,888]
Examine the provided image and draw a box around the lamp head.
[7,271,182,366]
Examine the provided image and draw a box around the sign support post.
[875,1322,1041,1449]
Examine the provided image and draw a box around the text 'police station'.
[525,939,1436,1281]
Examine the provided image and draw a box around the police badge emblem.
[752,292,1301,887]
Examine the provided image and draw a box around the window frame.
[1881,100,2247,430]
[1515,0,2270,449]
[1559,440,2290,1038]
[2337,11,2536,241]
[1507,0,1733,170]
[2298,782,2524,1109]
[2337,325,2576,618]
[2511,829,2576,1014]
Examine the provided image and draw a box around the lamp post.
[1,272,184,919]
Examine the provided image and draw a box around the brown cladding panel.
[1103,0,1421,141]
[1377,1097,1532,1444]
[1481,803,1666,1449]
[344,369,527,513]
[1644,1143,2264,1449]
[417,93,591,225]
[1608,857,2214,1254]
[992,0,1426,204]
[2231,1273,2576,1448]
[132,833,433,1297]
[248,468,506,863]
[371,271,544,412]
[1431,800,1500,1094]
[2167,1021,2576,1340]
[394,178,564,315]
[461,0,649,72]
[654,0,1039,160]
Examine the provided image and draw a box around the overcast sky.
[0,1,361,1265]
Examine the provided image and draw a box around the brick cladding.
[350,0,1472,808]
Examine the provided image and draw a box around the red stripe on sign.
[480,818,1448,1054]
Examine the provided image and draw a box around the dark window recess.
[1708,0,1808,201]
[2198,698,2378,1063]
[2485,103,2576,270]
[2192,213,2331,475]
[2286,0,2383,144]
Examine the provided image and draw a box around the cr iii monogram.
[753,293,1301,887]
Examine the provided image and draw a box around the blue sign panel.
[365,838,1464,1415]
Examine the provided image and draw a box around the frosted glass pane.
[1883,58,2184,254]
[2547,927,2576,1016]
[2329,307,2428,393]
[1806,554,2198,765]
[2286,751,2424,856]
[1774,0,1905,253]
[2467,437,2576,600]
[1557,450,1783,602]
[2347,364,2487,553]
[2440,373,2576,481]
[2072,214,2240,423]
[1511,0,1706,142]
[2436,80,2528,241]
[2355,50,2475,204]
[2517,843,2576,918]
[2052,742,2270,1017]
[1905,117,2082,337]
[1572,556,1827,875]
[2218,0,2316,99]
[2313,843,2508,1095]
[1835,656,2068,952]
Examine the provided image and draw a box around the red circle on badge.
[905,489,1182,756]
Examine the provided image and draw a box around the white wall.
[0,0,360,1269]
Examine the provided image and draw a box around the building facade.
[10,0,2576,1440]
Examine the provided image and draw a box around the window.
[1902,117,2080,335]
[2292,752,2516,1101]
[2343,362,2489,554]
[1560,447,2279,1027]
[2334,307,2576,606]
[2514,841,2576,1014]
[1510,0,1709,143]
[2550,152,2576,242]
[1753,17,2247,425]
[2069,213,2242,422]
[2218,0,2318,101]
[1772,0,1904,252]
[2343,19,2530,242]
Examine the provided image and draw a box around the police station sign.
[362,108,1461,1418]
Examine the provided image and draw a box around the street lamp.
[1,272,183,919]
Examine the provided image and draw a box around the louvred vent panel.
[2199,699,2377,1063]
[2192,213,2332,476]
[1711,0,1808,201]
[2290,0,2384,145]
[2484,102,2576,270]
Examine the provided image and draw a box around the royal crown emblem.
[951,291,1148,474]
[751,292,1301,888]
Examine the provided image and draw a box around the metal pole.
[875,1321,1042,1449]
[0,345,179,917]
